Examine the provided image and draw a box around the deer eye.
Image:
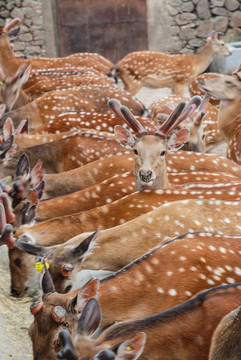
[160,151,166,156]
[133,149,138,155]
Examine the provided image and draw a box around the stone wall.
[1,1,241,59]
[167,0,241,53]
[0,0,46,58]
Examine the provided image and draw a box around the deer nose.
[139,169,152,182]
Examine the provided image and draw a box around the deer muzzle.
[139,169,153,183]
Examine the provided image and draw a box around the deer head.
[0,63,31,111]
[28,270,99,360]
[0,18,22,74]
[109,97,201,190]
[208,31,231,57]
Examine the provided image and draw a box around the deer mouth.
[140,177,155,186]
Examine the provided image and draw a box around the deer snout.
[139,169,152,182]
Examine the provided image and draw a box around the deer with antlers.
[108,96,224,190]
[148,94,222,153]
[29,96,213,154]
[198,63,241,165]
[113,31,231,95]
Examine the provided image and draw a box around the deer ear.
[115,333,146,360]
[210,31,217,40]
[35,180,45,200]
[20,65,31,86]
[14,236,49,256]
[0,135,14,158]
[21,203,36,225]
[114,125,135,149]
[16,153,30,179]
[3,117,14,141]
[30,160,44,187]
[167,128,190,152]
[71,227,101,260]
[72,278,99,314]
[0,104,6,118]
[15,119,28,135]
[77,298,101,336]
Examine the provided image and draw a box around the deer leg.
[172,83,186,96]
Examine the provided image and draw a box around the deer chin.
[139,178,155,187]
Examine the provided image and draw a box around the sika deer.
[30,279,241,360]
[0,18,114,77]
[198,64,241,164]
[8,198,241,296]
[17,232,241,313]
[57,285,241,360]
[12,176,241,245]
[0,128,124,178]
[109,96,201,190]
[0,85,147,131]
[114,31,231,95]
[30,112,157,136]
[22,67,104,90]
[24,72,115,99]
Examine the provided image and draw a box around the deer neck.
[193,39,216,76]
[0,36,23,75]
[218,99,241,140]
[14,90,31,109]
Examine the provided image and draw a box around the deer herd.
[1,16,241,360]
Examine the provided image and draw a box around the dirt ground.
[0,84,226,359]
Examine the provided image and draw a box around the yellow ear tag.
[0,81,3,86]
[35,262,50,273]
[126,346,132,351]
